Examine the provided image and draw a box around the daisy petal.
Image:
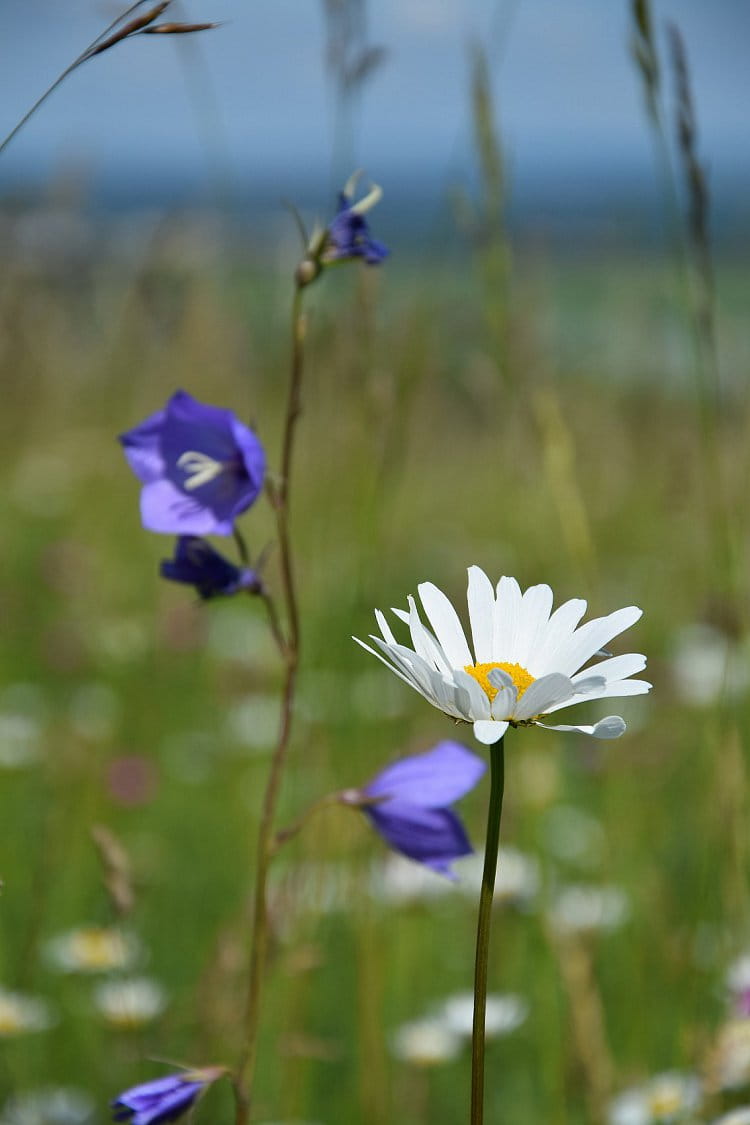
[490,685,517,720]
[512,672,575,721]
[473,719,509,745]
[557,607,643,677]
[353,636,415,689]
[531,598,588,674]
[572,652,647,684]
[453,669,492,720]
[493,576,523,661]
[418,582,473,668]
[375,609,399,646]
[407,596,452,674]
[467,566,495,663]
[536,715,627,739]
[516,584,554,668]
[543,678,651,712]
[487,668,514,690]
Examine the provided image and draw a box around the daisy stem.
[471,735,505,1125]
[233,283,306,1125]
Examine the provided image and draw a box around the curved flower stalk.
[355,565,650,745]
[120,390,266,536]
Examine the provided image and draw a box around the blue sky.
[0,0,748,211]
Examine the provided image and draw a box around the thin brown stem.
[233,285,307,1125]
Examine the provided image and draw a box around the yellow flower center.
[464,662,535,702]
[70,928,126,970]
[0,999,23,1035]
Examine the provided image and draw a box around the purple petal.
[160,537,260,599]
[112,1077,203,1125]
[364,741,486,808]
[140,479,235,536]
[119,407,168,484]
[365,802,474,875]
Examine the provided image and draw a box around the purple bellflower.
[297,173,389,286]
[119,390,265,536]
[112,1068,224,1125]
[323,172,389,265]
[341,741,486,876]
[160,536,262,600]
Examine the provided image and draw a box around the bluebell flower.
[112,1068,224,1125]
[160,536,262,599]
[341,741,486,876]
[296,173,388,286]
[323,175,389,266]
[119,390,265,536]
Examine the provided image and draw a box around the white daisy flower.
[93,976,166,1028]
[390,1018,463,1066]
[437,991,528,1038]
[355,566,650,745]
[607,1072,703,1124]
[0,989,55,1037]
[44,926,140,974]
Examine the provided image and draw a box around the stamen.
[177,451,225,491]
[464,661,535,702]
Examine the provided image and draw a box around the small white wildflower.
[548,884,630,937]
[0,990,55,1037]
[390,1018,462,1066]
[607,1072,702,1125]
[437,991,528,1039]
[0,1087,95,1125]
[44,927,140,974]
[93,977,166,1028]
[456,847,540,908]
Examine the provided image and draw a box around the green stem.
[471,736,505,1125]
[233,285,306,1125]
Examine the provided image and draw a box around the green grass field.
[1,227,749,1125]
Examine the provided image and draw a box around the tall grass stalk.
[629,2,734,598]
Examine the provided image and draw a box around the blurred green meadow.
[1,195,750,1125]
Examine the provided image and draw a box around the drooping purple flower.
[322,173,389,266]
[119,390,266,536]
[112,1068,224,1125]
[160,536,262,600]
[342,741,486,876]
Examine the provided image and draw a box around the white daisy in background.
[547,884,630,937]
[671,623,750,707]
[390,1018,463,1066]
[369,854,454,905]
[710,1110,750,1125]
[607,1073,703,1125]
[0,989,55,1038]
[355,567,649,745]
[0,1087,95,1125]
[437,991,528,1039]
[44,926,140,974]
[93,976,166,1029]
[456,847,540,909]
[707,1018,750,1092]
